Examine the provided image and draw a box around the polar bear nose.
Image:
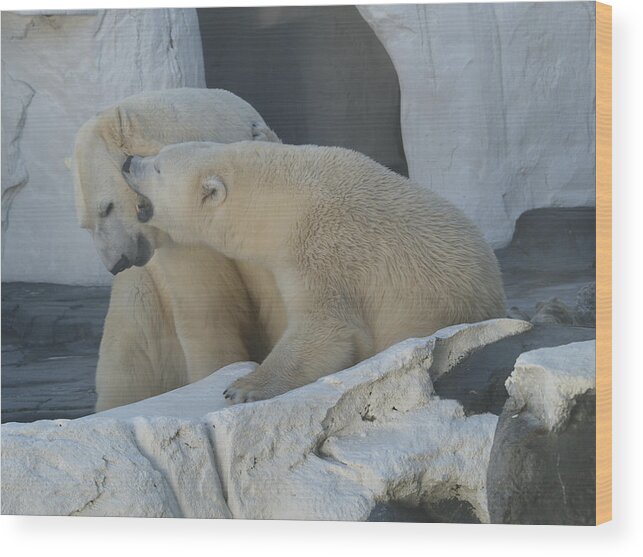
[135,196,154,223]
[122,156,134,174]
[110,254,131,275]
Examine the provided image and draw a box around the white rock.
[358,3,596,248]
[427,318,532,379]
[1,417,231,518]
[1,319,530,520]
[1,10,205,285]
[505,340,596,431]
[1,65,34,257]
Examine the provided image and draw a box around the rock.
[574,282,596,327]
[1,319,529,521]
[434,324,596,416]
[358,4,596,248]
[1,417,231,518]
[496,207,596,319]
[531,298,575,325]
[507,306,531,322]
[487,341,596,525]
[1,10,205,285]
[1,66,34,258]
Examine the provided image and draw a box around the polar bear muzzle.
[108,232,153,275]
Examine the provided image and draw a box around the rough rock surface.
[530,298,575,325]
[1,319,529,520]
[358,4,596,248]
[574,282,596,327]
[496,207,596,319]
[487,341,596,525]
[1,10,206,285]
[434,324,595,416]
[1,66,34,257]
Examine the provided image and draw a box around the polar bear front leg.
[223,314,370,403]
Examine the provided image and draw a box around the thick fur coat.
[124,141,506,403]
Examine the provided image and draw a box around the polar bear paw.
[223,372,279,404]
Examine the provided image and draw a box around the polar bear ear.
[101,106,131,151]
[201,176,227,207]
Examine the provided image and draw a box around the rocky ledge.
[1,319,596,524]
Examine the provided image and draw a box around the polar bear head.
[120,142,231,248]
[72,107,161,274]
[121,140,300,265]
[71,89,281,274]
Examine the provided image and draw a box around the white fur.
[128,141,507,403]
[72,89,285,411]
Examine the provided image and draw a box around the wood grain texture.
[595,1,612,526]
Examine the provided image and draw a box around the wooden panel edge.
[595,0,612,526]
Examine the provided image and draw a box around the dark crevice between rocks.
[433,324,596,416]
[368,498,480,524]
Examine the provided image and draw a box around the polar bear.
[122,141,506,403]
[72,89,286,411]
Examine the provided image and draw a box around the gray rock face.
[574,282,596,327]
[1,67,34,258]
[1,10,206,285]
[531,298,575,325]
[434,324,595,416]
[358,4,596,248]
[2,319,529,520]
[528,289,596,327]
[487,341,596,525]
[496,207,596,321]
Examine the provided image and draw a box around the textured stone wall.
[359,2,596,248]
[1,10,205,285]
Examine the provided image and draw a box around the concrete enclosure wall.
[359,2,596,248]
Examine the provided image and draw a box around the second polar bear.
[123,141,506,403]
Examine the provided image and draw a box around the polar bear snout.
[106,233,153,275]
[110,254,131,275]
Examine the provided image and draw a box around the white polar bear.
[72,89,286,411]
[122,141,507,403]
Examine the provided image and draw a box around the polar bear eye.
[99,202,114,218]
[153,161,161,174]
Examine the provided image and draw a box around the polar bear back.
[204,142,507,347]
